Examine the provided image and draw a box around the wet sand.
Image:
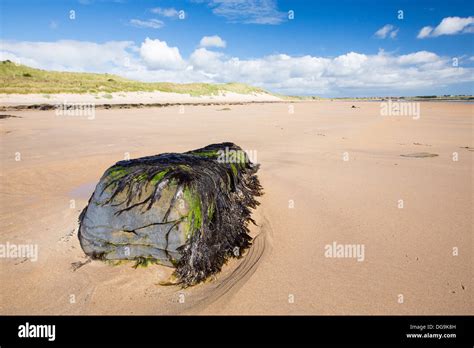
[0,101,472,314]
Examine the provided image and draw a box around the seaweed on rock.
[78,142,262,287]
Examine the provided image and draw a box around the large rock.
[78,142,262,286]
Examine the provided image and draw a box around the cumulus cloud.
[417,26,433,39]
[184,49,472,95]
[374,24,398,39]
[0,40,136,72]
[139,38,185,70]
[129,19,164,29]
[150,7,180,18]
[190,48,224,69]
[418,16,474,38]
[1,38,473,96]
[396,51,439,65]
[199,35,226,48]
[205,0,287,25]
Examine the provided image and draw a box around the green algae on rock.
[78,142,262,287]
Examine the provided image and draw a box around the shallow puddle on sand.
[70,181,97,199]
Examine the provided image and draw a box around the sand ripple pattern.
[171,214,271,314]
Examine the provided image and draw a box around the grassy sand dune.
[0,60,270,96]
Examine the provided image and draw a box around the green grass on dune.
[0,60,270,96]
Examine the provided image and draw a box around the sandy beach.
[0,91,281,106]
[0,100,472,315]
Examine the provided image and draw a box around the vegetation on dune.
[0,60,270,96]
[2,61,470,100]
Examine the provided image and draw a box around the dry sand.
[0,100,472,315]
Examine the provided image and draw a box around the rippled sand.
[0,101,472,314]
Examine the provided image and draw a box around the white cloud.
[1,39,473,96]
[139,38,185,70]
[0,40,136,72]
[190,48,224,69]
[396,51,440,65]
[418,16,474,38]
[374,24,398,39]
[129,19,164,29]
[185,49,472,95]
[417,26,433,39]
[433,16,474,36]
[199,35,227,48]
[150,7,180,18]
[205,0,287,25]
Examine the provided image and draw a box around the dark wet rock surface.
[78,142,262,286]
[400,152,439,158]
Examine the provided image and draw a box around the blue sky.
[1,0,473,96]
